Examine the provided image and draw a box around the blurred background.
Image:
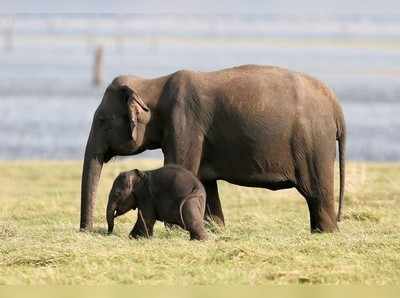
[0,0,399,161]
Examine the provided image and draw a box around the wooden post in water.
[3,17,14,52]
[93,46,104,86]
[4,28,13,51]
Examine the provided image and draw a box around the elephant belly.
[154,197,184,226]
[199,141,296,190]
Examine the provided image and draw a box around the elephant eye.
[97,117,106,125]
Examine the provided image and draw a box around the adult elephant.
[80,64,346,233]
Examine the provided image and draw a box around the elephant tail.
[336,108,346,222]
[179,198,187,231]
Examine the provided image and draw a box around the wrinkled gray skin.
[107,165,207,240]
[81,64,346,233]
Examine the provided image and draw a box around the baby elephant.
[106,165,207,240]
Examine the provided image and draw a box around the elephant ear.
[120,86,150,141]
[121,171,133,190]
[131,170,149,209]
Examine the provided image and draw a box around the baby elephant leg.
[182,197,207,241]
[129,210,156,239]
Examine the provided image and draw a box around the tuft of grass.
[343,210,381,222]
[0,223,17,239]
[0,159,399,285]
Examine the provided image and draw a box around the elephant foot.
[128,231,139,239]
[190,232,207,241]
[311,220,338,233]
[203,180,225,227]
[309,206,338,233]
[129,226,152,239]
[129,231,151,239]
[188,223,208,241]
[79,219,94,232]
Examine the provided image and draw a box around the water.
[0,13,399,161]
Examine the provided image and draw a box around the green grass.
[0,159,399,285]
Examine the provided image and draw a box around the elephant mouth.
[103,146,138,163]
[109,141,140,155]
[118,146,145,156]
[103,149,114,163]
[114,209,123,217]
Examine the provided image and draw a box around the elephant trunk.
[80,127,104,231]
[106,199,117,234]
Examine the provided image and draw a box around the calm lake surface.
[0,14,399,161]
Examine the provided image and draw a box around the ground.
[0,159,399,285]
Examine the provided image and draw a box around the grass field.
[0,159,399,285]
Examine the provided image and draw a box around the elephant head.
[80,76,159,231]
[106,169,144,233]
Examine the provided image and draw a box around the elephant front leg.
[162,112,225,226]
[129,210,156,239]
[203,180,225,226]
[162,135,203,174]
[162,107,205,173]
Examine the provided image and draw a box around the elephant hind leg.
[303,190,337,233]
[182,197,208,240]
[203,180,225,227]
[295,155,338,233]
[188,221,208,241]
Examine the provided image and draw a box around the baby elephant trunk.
[106,199,117,234]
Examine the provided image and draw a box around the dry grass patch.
[0,159,399,284]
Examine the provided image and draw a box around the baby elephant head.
[106,169,144,234]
